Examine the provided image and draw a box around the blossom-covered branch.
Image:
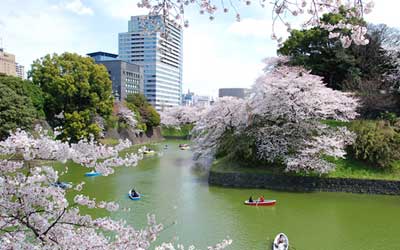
[160,106,205,127]
[138,0,374,47]
[192,97,249,167]
[0,129,231,249]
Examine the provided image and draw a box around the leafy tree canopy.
[30,52,113,121]
[30,52,114,141]
[125,93,160,129]
[278,8,393,91]
[0,74,45,117]
[0,82,36,139]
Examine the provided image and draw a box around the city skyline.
[0,0,399,96]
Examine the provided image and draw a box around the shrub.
[125,93,160,129]
[216,130,259,167]
[105,114,119,130]
[350,120,400,169]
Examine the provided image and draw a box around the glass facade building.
[119,15,183,111]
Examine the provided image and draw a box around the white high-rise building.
[119,15,183,111]
[16,63,25,79]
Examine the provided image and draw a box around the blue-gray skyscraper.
[119,15,183,110]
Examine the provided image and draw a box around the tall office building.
[119,15,183,111]
[0,48,16,76]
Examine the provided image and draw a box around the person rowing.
[248,196,254,203]
[130,188,139,198]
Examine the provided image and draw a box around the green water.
[61,140,400,250]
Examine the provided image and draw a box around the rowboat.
[179,144,190,150]
[273,233,289,250]
[244,199,276,206]
[128,190,141,200]
[84,171,101,177]
[52,181,72,189]
[143,149,155,155]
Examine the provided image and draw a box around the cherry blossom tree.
[160,106,205,127]
[191,97,249,167]
[0,128,231,249]
[250,62,358,173]
[192,58,359,174]
[117,105,138,129]
[138,0,374,47]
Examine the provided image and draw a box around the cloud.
[64,0,94,15]
[94,0,147,19]
[0,1,95,68]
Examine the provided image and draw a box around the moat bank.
[209,164,400,195]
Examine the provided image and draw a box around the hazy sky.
[0,0,398,96]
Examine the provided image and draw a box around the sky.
[0,0,399,97]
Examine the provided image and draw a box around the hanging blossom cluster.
[192,58,359,174]
[386,49,400,91]
[137,0,373,47]
[274,0,374,47]
[117,104,142,133]
[191,97,249,167]
[0,129,136,176]
[381,31,400,91]
[160,106,206,127]
[0,128,232,249]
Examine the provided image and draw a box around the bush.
[125,93,160,129]
[141,105,160,128]
[161,124,193,137]
[216,130,260,167]
[105,115,119,130]
[350,120,400,169]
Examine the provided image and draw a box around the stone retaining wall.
[105,126,163,144]
[209,170,400,195]
[163,135,191,140]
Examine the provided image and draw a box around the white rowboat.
[273,233,289,250]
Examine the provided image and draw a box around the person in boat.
[131,188,139,197]
[248,196,254,203]
[278,234,286,244]
[259,195,265,202]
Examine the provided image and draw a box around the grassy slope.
[161,124,193,137]
[212,156,400,181]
